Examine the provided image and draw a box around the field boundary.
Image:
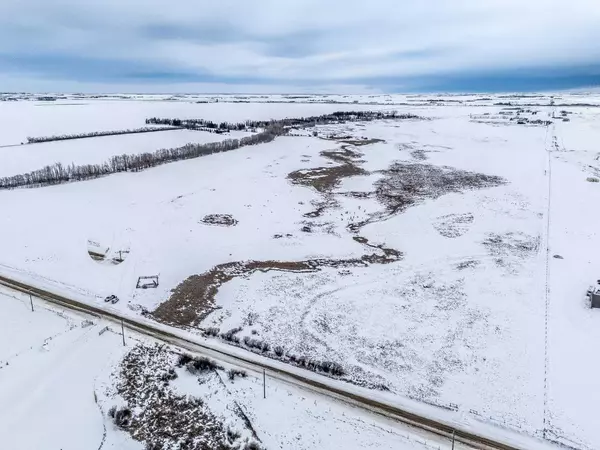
[0,272,554,450]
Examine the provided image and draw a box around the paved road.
[0,273,535,450]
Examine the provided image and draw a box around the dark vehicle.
[104,295,119,304]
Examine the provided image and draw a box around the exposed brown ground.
[287,146,366,193]
[332,138,386,146]
[152,252,400,328]
[116,344,237,450]
[201,214,238,226]
[153,137,505,329]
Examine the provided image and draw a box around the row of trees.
[146,110,419,133]
[0,125,284,189]
[146,117,245,132]
[26,126,182,144]
[3,110,420,190]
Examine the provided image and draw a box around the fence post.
[263,369,266,399]
[30,294,34,312]
[121,320,126,346]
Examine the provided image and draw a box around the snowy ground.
[0,289,130,450]
[0,96,599,448]
[0,290,458,450]
[0,129,253,178]
[0,99,391,146]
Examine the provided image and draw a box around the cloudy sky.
[1,0,599,93]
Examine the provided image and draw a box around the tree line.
[145,117,243,132]
[0,125,284,189]
[2,110,421,190]
[26,126,183,144]
[146,110,419,133]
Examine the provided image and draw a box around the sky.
[0,0,599,93]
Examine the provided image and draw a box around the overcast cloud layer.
[1,0,599,93]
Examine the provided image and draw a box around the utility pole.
[263,369,266,399]
[451,430,455,450]
[30,294,34,312]
[121,319,126,346]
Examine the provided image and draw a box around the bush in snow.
[227,369,248,381]
[111,407,132,429]
[227,428,241,443]
[159,368,178,383]
[220,327,243,342]
[274,346,284,357]
[203,327,220,337]
[1,111,421,190]
[177,353,193,367]
[186,356,223,374]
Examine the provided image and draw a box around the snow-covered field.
[0,99,391,146]
[1,95,599,449]
[0,129,254,178]
[0,289,453,450]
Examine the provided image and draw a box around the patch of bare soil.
[346,164,504,233]
[288,145,368,235]
[287,145,366,193]
[337,138,386,146]
[375,163,505,214]
[303,198,339,218]
[201,214,238,226]
[410,149,428,161]
[114,344,241,450]
[432,213,475,238]
[352,236,402,261]
[288,164,366,193]
[337,191,373,199]
[482,232,540,272]
[455,259,480,270]
[152,253,400,328]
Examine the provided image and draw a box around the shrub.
[587,177,599,183]
[244,442,261,450]
[177,353,193,367]
[108,405,117,418]
[113,407,132,428]
[227,428,241,443]
[227,369,248,381]
[320,361,332,373]
[186,356,223,374]
[243,338,264,350]
[329,362,345,376]
[203,327,220,337]
[274,346,284,357]
[160,368,178,382]
[220,327,243,341]
[1,111,421,190]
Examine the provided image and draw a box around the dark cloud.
[0,0,599,92]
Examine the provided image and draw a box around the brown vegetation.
[152,252,400,327]
[116,344,238,450]
[201,214,238,226]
